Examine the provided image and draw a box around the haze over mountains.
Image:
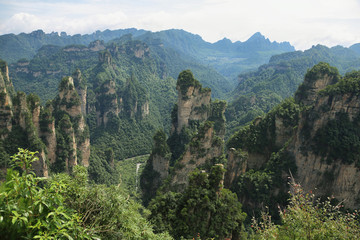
[0,28,294,80]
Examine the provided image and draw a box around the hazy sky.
[0,0,359,50]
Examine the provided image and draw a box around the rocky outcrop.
[0,60,13,139]
[39,106,57,164]
[226,63,360,209]
[170,121,224,190]
[290,91,360,208]
[73,69,87,115]
[142,70,227,199]
[88,40,106,52]
[174,70,211,134]
[140,130,171,205]
[295,62,339,105]
[224,148,247,188]
[56,76,90,168]
[99,50,112,65]
[0,61,91,177]
[96,79,120,126]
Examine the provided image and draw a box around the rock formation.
[54,75,90,168]
[225,62,360,209]
[0,60,14,139]
[141,70,227,200]
[140,129,171,205]
[0,61,91,177]
[173,70,211,134]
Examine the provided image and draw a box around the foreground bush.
[0,149,172,239]
[0,149,93,239]
[251,178,360,239]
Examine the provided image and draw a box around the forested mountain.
[226,44,360,137]
[138,30,294,80]
[0,28,146,63]
[2,28,295,87]
[9,35,231,101]
[351,43,360,54]
[226,63,360,222]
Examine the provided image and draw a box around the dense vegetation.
[250,180,360,239]
[0,149,172,239]
[226,45,360,138]
[148,165,246,239]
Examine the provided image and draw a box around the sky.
[0,0,359,50]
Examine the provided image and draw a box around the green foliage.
[313,112,360,165]
[152,129,171,156]
[227,99,300,222]
[117,154,149,195]
[0,149,172,239]
[227,45,360,137]
[320,70,360,96]
[250,181,360,239]
[167,126,193,165]
[227,98,301,152]
[232,144,296,222]
[176,70,201,96]
[303,61,340,84]
[148,165,246,239]
[121,74,148,119]
[26,93,40,112]
[295,62,340,103]
[0,149,94,239]
[140,130,171,206]
[87,146,119,185]
[50,165,172,240]
[208,99,227,135]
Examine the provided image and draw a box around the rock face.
[0,60,13,139]
[96,79,120,126]
[224,148,247,188]
[174,70,211,134]
[141,70,227,201]
[170,121,224,190]
[73,69,87,116]
[0,62,91,177]
[226,62,360,209]
[92,61,150,127]
[140,130,171,205]
[291,93,360,208]
[55,76,90,169]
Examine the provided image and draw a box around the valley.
[1,27,360,239]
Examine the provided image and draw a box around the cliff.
[0,62,91,177]
[141,70,227,201]
[226,62,360,210]
[140,130,171,205]
[173,70,211,134]
[170,121,224,190]
[53,75,90,169]
[0,60,14,139]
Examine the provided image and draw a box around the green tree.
[0,149,94,239]
[148,165,246,239]
[250,180,360,239]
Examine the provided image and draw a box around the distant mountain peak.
[214,37,232,45]
[248,32,266,41]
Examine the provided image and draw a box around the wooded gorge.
[1,28,360,239]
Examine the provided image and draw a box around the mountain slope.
[0,28,146,63]
[2,28,295,88]
[226,62,360,218]
[226,44,360,137]
[138,29,295,80]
